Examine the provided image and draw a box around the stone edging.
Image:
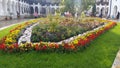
[112,50,120,68]
[57,24,105,44]
[18,23,39,45]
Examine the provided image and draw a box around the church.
[0,0,62,20]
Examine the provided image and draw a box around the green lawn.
[0,23,120,68]
[0,22,27,39]
[0,25,18,38]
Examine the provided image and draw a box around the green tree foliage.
[81,0,95,10]
[63,0,75,15]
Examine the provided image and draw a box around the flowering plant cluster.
[0,19,116,53]
[0,19,39,48]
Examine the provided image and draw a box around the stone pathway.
[108,19,120,23]
[0,19,30,28]
[18,23,39,45]
[112,50,120,68]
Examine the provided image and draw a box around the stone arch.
[24,5,26,13]
[35,6,38,13]
[27,6,29,13]
[101,7,105,17]
[30,7,34,14]
[105,7,108,16]
[51,8,55,14]
[96,7,100,14]
[40,7,46,15]
[101,8,104,14]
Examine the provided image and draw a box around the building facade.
[28,0,62,16]
[96,0,109,17]
[0,0,30,20]
[109,0,120,18]
[96,0,120,19]
[0,0,63,20]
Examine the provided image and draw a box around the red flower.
[35,44,40,51]
[88,34,95,40]
[13,43,19,49]
[0,43,6,50]
[64,43,75,50]
[55,44,59,49]
[41,45,47,50]
[64,43,69,49]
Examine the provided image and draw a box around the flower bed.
[0,17,117,53]
[31,17,105,42]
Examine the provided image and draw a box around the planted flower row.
[0,20,117,53]
[0,19,39,49]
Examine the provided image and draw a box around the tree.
[63,0,75,15]
[81,0,95,10]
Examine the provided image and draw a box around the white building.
[29,0,63,16]
[0,0,30,20]
[96,0,109,17]
[96,0,120,19]
[0,0,63,20]
[109,0,120,19]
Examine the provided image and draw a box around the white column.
[50,4,53,14]
[38,3,40,15]
[20,1,23,15]
[33,3,35,14]
[22,3,25,14]
[0,0,4,16]
[13,1,16,16]
[4,0,8,16]
[2,0,8,16]
[54,5,57,15]
[20,2,22,15]
[27,5,29,14]
[45,5,49,15]
[14,2,17,16]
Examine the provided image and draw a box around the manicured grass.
[0,22,25,39]
[0,24,120,68]
[0,25,18,39]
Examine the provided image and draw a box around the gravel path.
[112,50,120,68]
[0,19,31,28]
[0,19,31,31]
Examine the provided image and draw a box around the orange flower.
[70,44,75,50]
[55,44,59,49]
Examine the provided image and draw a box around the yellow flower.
[73,40,78,45]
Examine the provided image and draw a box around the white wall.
[30,3,61,16]
[0,0,30,19]
[96,1,109,17]
[0,0,62,19]
[96,0,120,18]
